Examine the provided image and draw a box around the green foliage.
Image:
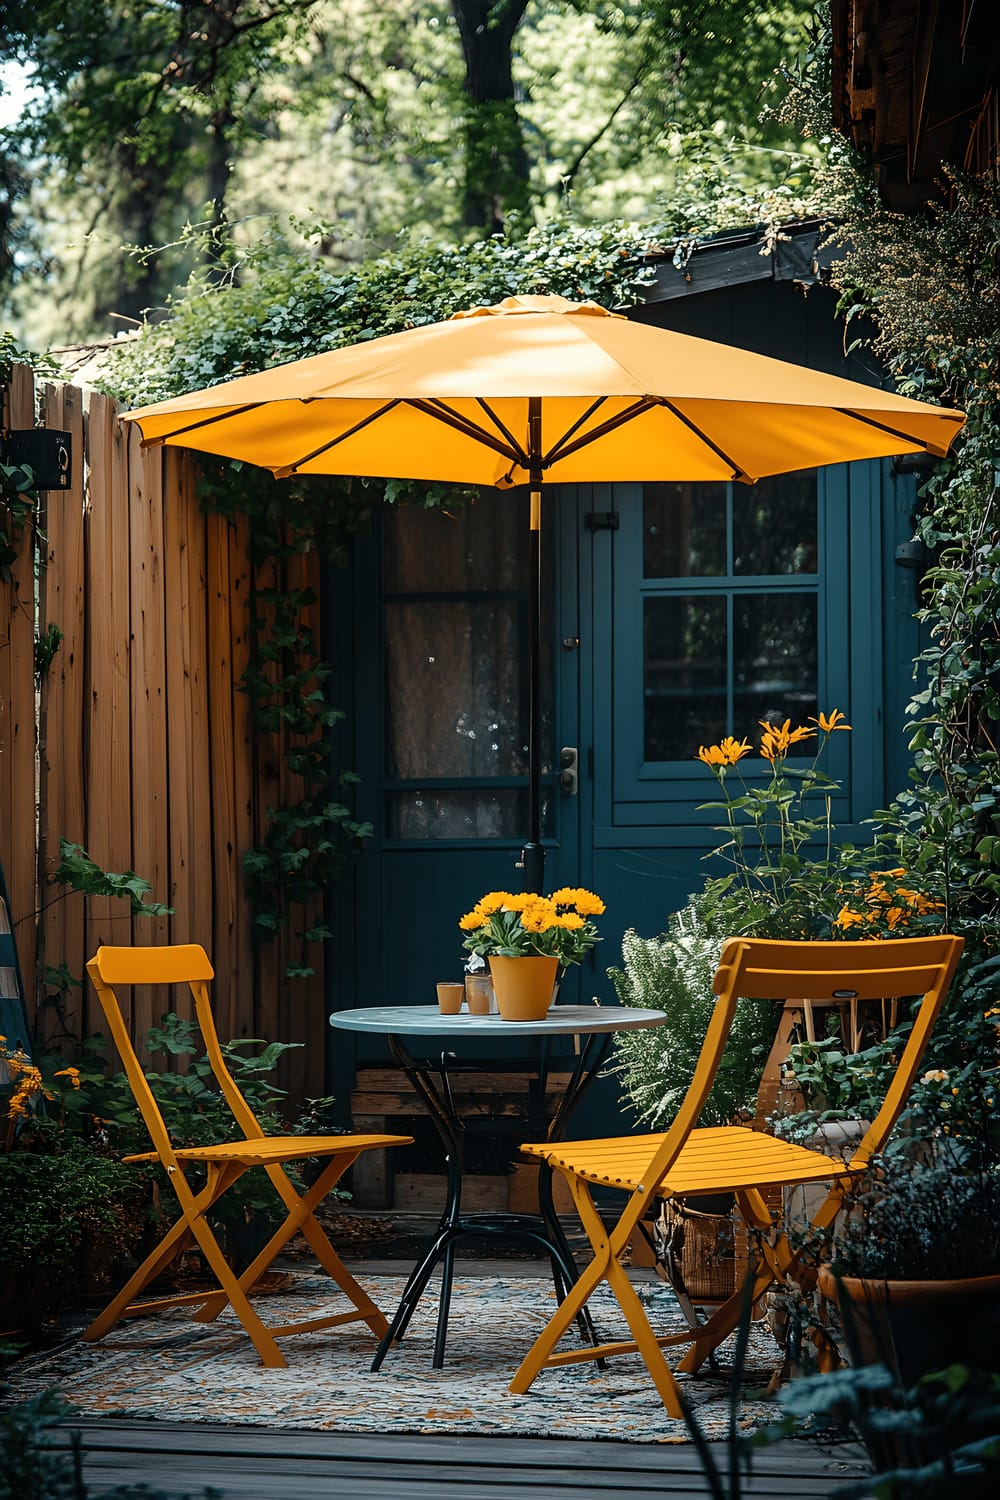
[778,53,1000,965]
[52,839,173,919]
[0,1389,219,1500]
[97,215,667,408]
[610,895,779,1128]
[33,621,63,685]
[774,1365,1000,1500]
[782,1032,898,1124]
[7,1011,340,1319]
[5,1,820,339]
[0,1143,148,1302]
[833,1154,1000,1283]
[195,466,373,972]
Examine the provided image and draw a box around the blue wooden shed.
[324,223,928,1168]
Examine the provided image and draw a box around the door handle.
[559,746,579,796]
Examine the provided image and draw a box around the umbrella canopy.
[128,293,963,485]
[125,294,966,890]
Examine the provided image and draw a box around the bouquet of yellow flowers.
[459,888,605,968]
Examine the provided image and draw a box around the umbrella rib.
[275,400,402,475]
[136,404,259,447]
[406,399,524,464]
[475,399,527,461]
[655,399,749,481]
[838,406,959,456]
[542,398,611,464]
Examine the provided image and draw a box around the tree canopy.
[2,2,818,345]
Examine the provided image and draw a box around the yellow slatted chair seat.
[520,1125,859,1196]
[509,934,964,1418]
[82,943,413,1368]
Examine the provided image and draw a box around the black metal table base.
[371,1030,613,1372]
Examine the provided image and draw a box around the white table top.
[328,1003,667,1038]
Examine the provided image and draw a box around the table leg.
[371,1030,610,1370]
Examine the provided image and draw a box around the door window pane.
[733,472,818,576]
[733,593,818,747]
[385,600,528,778]
[387,788,551,840]
[381,494,554,838]
[644,596,727,760]
[384,492,547,591]
[643,481,727,578]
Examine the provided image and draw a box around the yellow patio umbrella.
[125,293,966,888]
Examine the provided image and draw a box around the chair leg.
[81,1215,194,1342]
[601,1256,686,1419]
[180,1166,288,1367]
[190,1155,390,1339]
[509,1248,612,1395]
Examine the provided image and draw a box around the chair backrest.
[87,944,266,1167]
[640,933,964,1192]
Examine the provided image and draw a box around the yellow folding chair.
[509,934,963,1416]
[82,944,413,1367]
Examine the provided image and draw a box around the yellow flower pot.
[488,955,559,1022]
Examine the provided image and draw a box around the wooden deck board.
[57,1420,870,1499]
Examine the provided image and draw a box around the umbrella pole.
[521,400,545,895]
[521,483,545,894]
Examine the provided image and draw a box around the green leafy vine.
[197,463,375,976]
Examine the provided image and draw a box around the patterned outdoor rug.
[8,1272,785,1443]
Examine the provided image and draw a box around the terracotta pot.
[818,1262,1000,1385]
[488,954,559,1021]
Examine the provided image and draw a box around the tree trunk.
[450,0,531,235]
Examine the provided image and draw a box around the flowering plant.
[459,887,605,967]
[695,708,852,937]
[833,866,944,938]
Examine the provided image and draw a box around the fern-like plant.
[610,896,778,1128]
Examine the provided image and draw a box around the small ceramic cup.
[465,973,495,1016]
[436,982,465,1014]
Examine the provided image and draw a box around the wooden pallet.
[350,1067,574,1208]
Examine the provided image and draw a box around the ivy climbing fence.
[0,365,326,1099]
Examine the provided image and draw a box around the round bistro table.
[329,1002,667,1370]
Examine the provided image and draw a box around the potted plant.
[458,887,605,1020]
[818,1151,1000,1386]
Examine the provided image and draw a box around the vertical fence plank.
[282,545,325,1100]
[127,426,170,1042]
[230,511,255,1038]
[83,393,135,1033]
[10,377,329,1103]
[0,364,39,1015]
[38,382,88,1046]
[163,453,213,962]
[206,510,241,1041]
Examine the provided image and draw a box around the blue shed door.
[331,457,912,1123]
[342,488,585,1024]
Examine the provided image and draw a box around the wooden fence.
[0,366,326,1100]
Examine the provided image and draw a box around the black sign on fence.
[0,860,32,1067]
[1,428,73,491]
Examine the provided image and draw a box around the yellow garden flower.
[811,708,852,733]
[698,743,728,766]
[698,736,753,767]
[758,718,815,761]
[834,907,866,929]
[550,887,605,916]
[459,885,604,966]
